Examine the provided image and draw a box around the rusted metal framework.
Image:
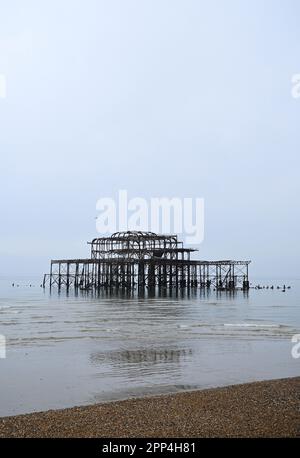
[43,231,250,291]
[89,231,193,260]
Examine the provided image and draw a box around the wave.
[223,323,284,328]
[0,305,11,311]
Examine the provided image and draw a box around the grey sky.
[0,0,299,277]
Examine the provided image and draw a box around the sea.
[0,276,299,417]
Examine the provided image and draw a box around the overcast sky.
[0,0,299,278]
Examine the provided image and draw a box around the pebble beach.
[0,377,299,438]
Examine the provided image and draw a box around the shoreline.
[0,377,299,438]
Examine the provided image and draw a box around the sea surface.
[0,276,299,417]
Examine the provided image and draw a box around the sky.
[0,0,299,278]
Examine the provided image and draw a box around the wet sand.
[0,377,299,438]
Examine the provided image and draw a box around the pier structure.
[43,231,250,291]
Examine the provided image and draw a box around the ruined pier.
[43,231,250,291]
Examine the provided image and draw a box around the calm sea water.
[0,276,299,417]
